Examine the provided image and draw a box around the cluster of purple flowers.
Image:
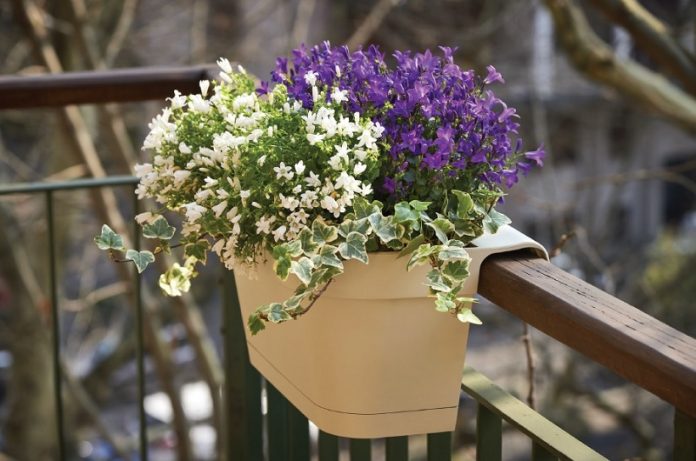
[264,42,544,205]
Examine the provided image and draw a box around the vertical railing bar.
[674,408,696,461]
[477,403,502,461]
[266,382,289,460]
[318,431,339,461]
[427,432,452,461]
[349,439,371,460]
[46,190,66,460]
[385,436,408,460]
[133,191,148,461]
[287,401,310,461]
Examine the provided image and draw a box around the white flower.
[292,184,302,194]
[178,142,191,154]
[204,177,218,188]
[279,194,299,211]
[168,90,187,110]
[212,201,228,217]
[335,141,350,158]
[255,216,275,235]
[195,189,213,201]
[306,133,325,145]
[212,239,225,255]
[257,155,267,166]
[226,207,241,235]
[272,225,287,242]
[173,170,191,185]
[273,162,294,180]
[300,190,318,208]
[184,203,206,222]
[237,64,247,74]
[353,162,367,176]
[331,87,348,104]
[328,154,344,171]
[305,171,321,188]
[217,57,233,73]
[304,71,318,86]
[239,190,251,203]
[251,201,262,209]
[134,163,154,177]
[199,80,210,96]
[354,149,368,161]
[189,95,211,113]
[357,128,376,149]
[135,212,156,225]
[312,86,320,103]
[294,160,306,174]
[320,195,339,214]
[334,171,357,191]
[361,183,373,196]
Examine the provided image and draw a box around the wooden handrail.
[0,66,217,109]
[478,251,696,419]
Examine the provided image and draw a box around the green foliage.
[94,225,124,251]
[142,217,176,240]
[125,249,155,274]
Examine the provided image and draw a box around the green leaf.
[426,269,452,293]
[298,227,319,254]
[368,213,399,243]
[338,231,368,264]
[94,224,124,251]
[142,217,176,240]
[456,308,482,325]
[427,218,454,244]
[394,202,419,226]
[409,200,431,212]
[337,218,370,238]
[284,294,306,311]
[291,257,314,285]
[125,249,155,273]
[248,313,266,335]
[267,303,292,323]
[185,240,210,263]
[407,243,437,271]
[353,196,382,219]
[438,245,470,262]
[483,208,511,234]
[451,190,474,217]
[452,217,480,238]
[319,245,343,269]
[398,234,426,258]
[312,219,338,245]
[274,256,292,280]
[307,267,336,289]
[435,292,455,313]
[442,259,470,282]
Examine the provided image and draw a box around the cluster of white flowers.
[135,60,383,271]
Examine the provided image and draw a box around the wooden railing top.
[0,66,217,109]
[479,251,696,419]
[2,66,694,419]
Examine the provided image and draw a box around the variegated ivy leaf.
[438,245,470,262]
[307,267,337,289]
[291,257,314,285]
[248,313,266,334]
[352,196,382,219]
[442,260,470,282]
[398,234,426,258]
[126,249,155,273]
[394,202,419,228]
[452,217,480,238]
[283,294,306,311]
[94,224,125,251]
[274,257,292,280]
[337,218,370,238]
[451,190,474,217]
[319,245,343,269]
[185,240,210,264]
[312,219,338,246]
[298,227,319,254]
[338,231,368,263]
[483,208,511,234]
[407,243,437,271]
[435,292,455,313]
[427,217,454,244]
[142,216,176,240]
[409,200,431,212]
[426,270,452,293]
[456,308,482,325]
[267,303,292,323]
[272,240,303,280]
[368,213,400,243]
[159,262,193,296]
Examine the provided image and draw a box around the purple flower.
[261,43,543,205]
[524,145,545,167]
[484,65,505,85]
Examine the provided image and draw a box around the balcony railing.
[0,67,694,461]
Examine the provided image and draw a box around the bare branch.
[543,0,696,134]
[104,0,139,66]
[586,0,696,94]
[347,0,399,49]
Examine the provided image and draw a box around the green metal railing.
[1,67,695,461]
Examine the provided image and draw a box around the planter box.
[235,225,546,438]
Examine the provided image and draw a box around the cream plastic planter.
[235,225,547,438]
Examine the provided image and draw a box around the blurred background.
[0,0,695,459]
